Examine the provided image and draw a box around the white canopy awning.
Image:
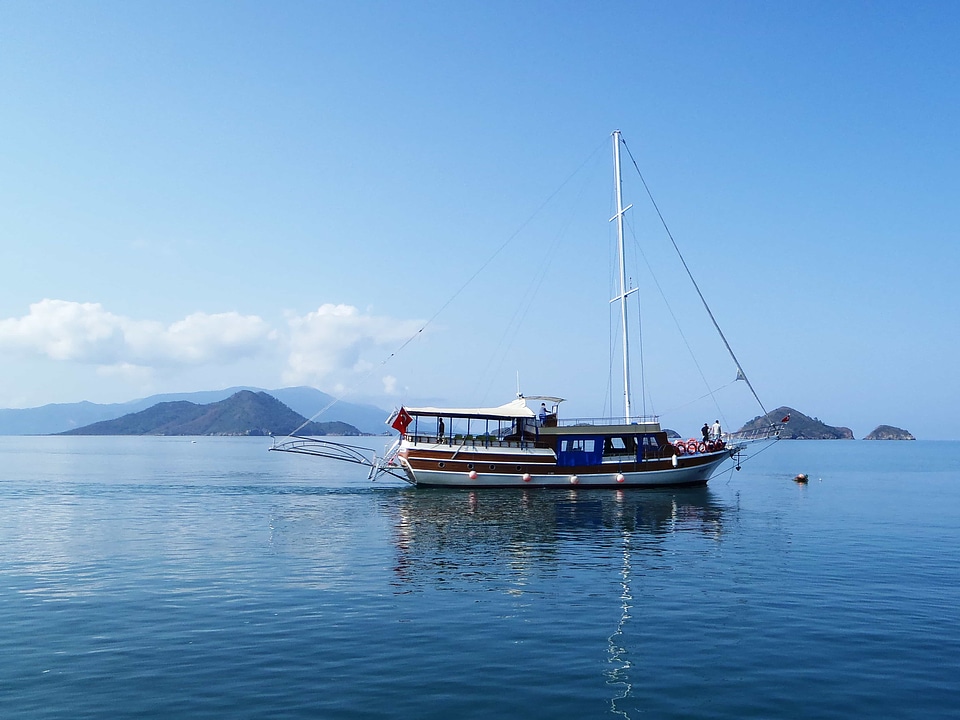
[405,398,535,420]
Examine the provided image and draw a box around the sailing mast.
[611,130,636,422]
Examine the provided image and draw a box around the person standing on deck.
[437,417,445,442]
[712,420,722,441]
[701,423,710,443]
[539,403,548,426]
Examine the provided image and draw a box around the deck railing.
[554,414,660,427]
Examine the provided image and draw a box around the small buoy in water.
[468,470,478,480]
[794,473,809,484]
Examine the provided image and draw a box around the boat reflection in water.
[380,487,729,715]
[383,486,726,589]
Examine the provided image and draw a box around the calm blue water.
[1,437,959,719]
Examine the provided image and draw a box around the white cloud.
[96,362,155,383]
[127,311,276,365]
[284,304,423,387]
[382,374,398,394]
[0,299,125,363]
[0,299,274,368]
[0,300,426,398]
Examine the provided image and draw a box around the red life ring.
[697,442,707,454]
[706,440,716,452]
[686,440,699,454]
[675,442,686,455]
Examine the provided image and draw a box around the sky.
[1,1,958,439]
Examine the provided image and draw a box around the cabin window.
[640,434,662,459]
[603,436,637,457]
[561,439,596,453]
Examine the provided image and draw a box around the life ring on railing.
[686,440,699,454]
[675,442,686,455]
[697,442,707,454]
[705,440,716,452]
[717,439,725,450]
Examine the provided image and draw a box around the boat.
[271,131,782,486]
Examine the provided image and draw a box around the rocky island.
[736,407,916,440]
[736,406,853,439]
[864,425,915,440]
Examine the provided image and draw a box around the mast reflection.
[383,487,726,588]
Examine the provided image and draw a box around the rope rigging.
[619,136,769,418]
[287,138,609,437]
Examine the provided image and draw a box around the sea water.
[1,436,958,719]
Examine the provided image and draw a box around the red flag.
[391,407,412,434]
[781,414,791,423]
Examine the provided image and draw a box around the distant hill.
[0,386,389,435]
[267,386,389,435]
[59,391,361,437]
[737,406,854,439]
[864,425,915,440]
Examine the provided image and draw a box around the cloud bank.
[0,299,423,391]
[283,303,423,388]
[0,299,273,367]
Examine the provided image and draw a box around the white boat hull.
[397,445,734,488]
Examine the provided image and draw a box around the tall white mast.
[610,130,636,422]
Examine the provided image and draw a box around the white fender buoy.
[570,475,579,485]
[522,473,532,482]
[671,454,678,468]
[615,473,626,483]
[468,470,478,480]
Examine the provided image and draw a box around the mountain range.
[0,386,390,436]
[59,390,361,437]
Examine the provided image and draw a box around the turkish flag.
[391,407,412,434]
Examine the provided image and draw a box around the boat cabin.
[399,397,675,465]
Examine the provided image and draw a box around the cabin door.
[556,437,604,467]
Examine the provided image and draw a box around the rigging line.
[654,378,739,418]
[631,276,648,419]
[605,298,615,419]
[635,279,645,418]
[734,435,782,466]
[472,147,603,402]
[623,211,726,425]
[620,137,769,417]
[288,138,609,437]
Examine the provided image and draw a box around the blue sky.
[1,1,958,439]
